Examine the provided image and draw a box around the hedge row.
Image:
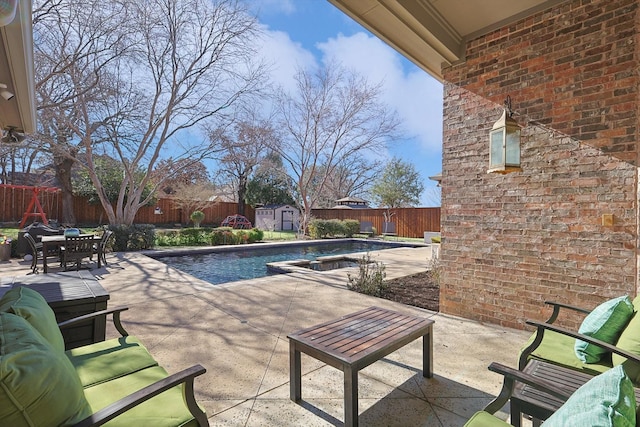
[155,227,264,247]
[307,219,361,239]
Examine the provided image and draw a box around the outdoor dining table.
[40,234,101,273]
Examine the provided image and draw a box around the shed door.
[281,210,294,230]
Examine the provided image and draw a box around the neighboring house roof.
[256,204,298,210]
[207,184,237,203]
[334,196,369,209]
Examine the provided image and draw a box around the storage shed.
[255,205,300,231]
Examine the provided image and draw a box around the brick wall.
[440,0,639,329]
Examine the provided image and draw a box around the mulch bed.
[382,270,439,312]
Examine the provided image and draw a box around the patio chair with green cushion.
[465,363,636,427]
[0,286,209,427]
[519,295,640,385]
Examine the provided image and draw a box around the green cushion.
[541,365,636,427]
[613,298,640,384]
[464,411,512,427]
[524,329,612,375]
[66,336,159,387]
[575,296,634,363]
[0,312,92,427]
[83,366,201,427]
[0,286,65,353]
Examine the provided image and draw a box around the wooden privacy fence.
[72,197,256,226]
[1,184,440,237]
[0,185,253,227]
[0,185,63,223]
[310,207,440,238]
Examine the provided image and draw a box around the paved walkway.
[0,244,531,426]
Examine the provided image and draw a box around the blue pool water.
[156,240,416,285]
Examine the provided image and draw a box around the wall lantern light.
[488,96,521,174]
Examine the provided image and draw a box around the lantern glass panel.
[490,129,504,168]
[505,128,520,165]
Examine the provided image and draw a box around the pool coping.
[142,238,427,259]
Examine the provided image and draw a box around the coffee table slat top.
[288,306,433,365]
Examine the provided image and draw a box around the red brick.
[440,0,638,329]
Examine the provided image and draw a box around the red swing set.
[1,184,61,228]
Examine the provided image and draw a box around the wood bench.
[288,306,434,427]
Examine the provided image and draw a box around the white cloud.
[255,26,316,93]
[317,33,443,154]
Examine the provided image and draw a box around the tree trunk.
[55,155,76,226]
[237,197,245,216]
[237,175,247,216]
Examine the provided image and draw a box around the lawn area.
[0,226,424,248]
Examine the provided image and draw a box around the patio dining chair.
[23,232,42,274]
[61,234,95,271]
[93,229,113,267]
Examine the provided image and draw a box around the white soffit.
[328,0,568,81]
[0,0,35,133]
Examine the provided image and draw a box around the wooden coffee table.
[288,306,434,427]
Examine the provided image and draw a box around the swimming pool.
[153,240,418,285]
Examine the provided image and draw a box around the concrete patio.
[0,244,532,426]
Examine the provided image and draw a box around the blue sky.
[247,0,444,206]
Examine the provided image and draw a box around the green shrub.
[186,228,212,245]
[235,230,250,244]
[343,220,360,237]
[190,210,205,228]
[309,218,366,238]
[210,229,237,245]
[326,219,344,236]
[347,253,387,297]
[308,219,326,238]
[248,228,264,243]
[110,224,156,251]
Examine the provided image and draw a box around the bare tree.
[33,0,266,225]
[33,0,130,224]
[272,63,402,234]
[312,157,382,208]
[170,181,218,224]
[0,139,47,186]
[152,158,211,195]
[210,114,275,215]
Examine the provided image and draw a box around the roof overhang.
[327,0,568,81]
[0,0,35,134]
